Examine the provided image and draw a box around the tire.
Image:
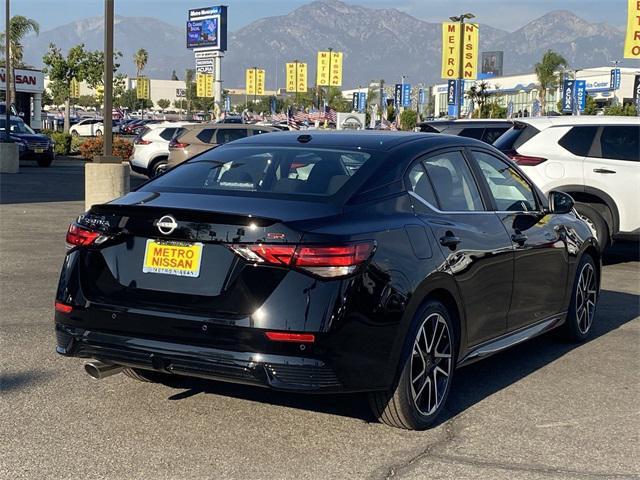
[575,203,609,252]
[563,253,598,343]
[95,130,103,137]
[368,300,456,430]
[149,158,168,178]
[37,156,53,167]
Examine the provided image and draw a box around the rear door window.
[408,163,438,207]
[422,151,484,211]
[215,128,248,144]
[196,129,216,143]
[558,126,598,156]
[598,126,640,161]
[482,127,509,144]
[159,128,177,141]
[493,123,540,152]
[457,127,484,140]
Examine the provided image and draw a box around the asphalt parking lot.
[1,158,639,480]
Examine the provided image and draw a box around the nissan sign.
[0,68,44,94]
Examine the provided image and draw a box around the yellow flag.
[256,69,265,95]
[441,22,460,79]
[316,51,343,86]
[462,23,479,80]
[70,78,80,98]
[246,69,256,95]
[624,0,640,58]
[136,77,150,100]
[286,62,307,93]
[196,73,213,98]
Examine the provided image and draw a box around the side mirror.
[548,190,574,214]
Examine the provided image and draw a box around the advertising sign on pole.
[575,80,586,112]
[394,83,403,108]
[352,92,358,111]
[136,77,150,100]
[225,96,231,112]
[441,22,479,80]
[633,74,640,114]
[358,92,367,113]
[447,80,458,105]
[286,62,307,93]
[624,0,640,59]
[187,6,228,51]
[610,68,622,90]
[246,68,265,96]
[70,77,80,99]
[402,83,411,107]
[480,51,504,78]
[561,79,575,113]
[316,51,343,86]
[418,88,425,105]
[196,72,214,98]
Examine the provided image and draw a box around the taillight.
[265,332,315,343]
[229,242,374,277]
[134,137,151,145]
[505,150,547,166]
[169,139,189,149]
[65,224,103,248]
[54,301,73,314]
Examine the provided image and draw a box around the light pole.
[4,0,10,141]
[103,0,114,158]
[449,13,475,119]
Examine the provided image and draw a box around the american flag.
[287,107,301,130]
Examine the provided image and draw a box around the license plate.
[34,148,44,153]
[142,239,203,277]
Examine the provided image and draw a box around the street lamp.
[449,13,475,119]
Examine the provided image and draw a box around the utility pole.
[4,0,10,140]
[450,13,475,119]
[103,0,114,158]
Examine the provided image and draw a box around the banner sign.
[225,95,231,112]
[575,80,586,112]
[196,57,215,74]
[286,62,307,93]
[481,51,503,77]
[561,79,575,113]
[610,68,622,90]
[418,88,425,105]
[441,22,479,79]
[624,0,640,58]
[246,68,265,96]
[196,72,214,98]
[187,6,228,51]
[633,74,640,113]
[447,80,458,105]
[136,77,150,100]
[394,83,402,108]
[316,51,343,86]
[402,83,411,107]
[358,92,367,112]
[70,77,80,99]
[352,92,359,111]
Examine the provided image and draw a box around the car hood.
[13,133,50,143]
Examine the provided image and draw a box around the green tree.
[157,99,171,110]
[583,95,598,115]
[0,16,40,104]
[603,103,637,116]
[466,81,491,118]
[400,110,418,131]
[133,48,148,78]
[534,50,567,115]
[76,94,99,109]
[326,87,351,112]
[117,88,152,111]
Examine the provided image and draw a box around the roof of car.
[421,119,513,126]
[513,116,640,128]
[222,130,484,152]
[181,123,277,131]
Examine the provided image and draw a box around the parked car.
[129,122,198,178]
[69,118,120,137]
[216,115,245,124]
[0,116,55,167]
[167,123,277,168]
[417,119,513,144]
[55,131,600,430]
[0,130,28,156]
[494,116,640,248]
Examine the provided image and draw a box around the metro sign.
[0,68,44,94]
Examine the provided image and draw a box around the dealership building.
[431,66,640,117]
[1,67,46,129]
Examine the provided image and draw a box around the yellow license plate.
[34,148,44,153]
[142,240,203,277]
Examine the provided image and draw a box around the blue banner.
[225,96,231,112]
[394,83,402,109]
[352,92,359,111]
[447,80,457,105]
[610,68,621,90]
[402,83,411,107]
[418,88,425,105]
[562,80,575,113]
[358,92,367,112]
[575,80,587,112]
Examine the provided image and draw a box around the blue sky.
[5,0,630,32]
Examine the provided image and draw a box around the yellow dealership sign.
[316,51,343,86]
[196,73,214,98]
[624,0,640,58]
[246,68,265,95]
[136,77,150,100]
[70,77,80,98]
[441,22,479,80]
[286,62,307,93]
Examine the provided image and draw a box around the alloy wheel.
[576,263,597,334]
[410,313,453,416]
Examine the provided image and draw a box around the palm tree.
[0,16,40,105]
[465,81,490,118]
[534,50,567,115]
[133,48,148,78]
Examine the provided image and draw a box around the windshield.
[140,145,375,199]
[0,119,35,134]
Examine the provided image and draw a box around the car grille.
[26,140,50,149]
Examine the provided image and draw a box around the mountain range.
[21,0,637,89]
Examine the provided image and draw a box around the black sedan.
[54,131,600,429]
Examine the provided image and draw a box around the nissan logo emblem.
[156,215,178,235]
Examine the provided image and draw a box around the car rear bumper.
[55,323,344,392]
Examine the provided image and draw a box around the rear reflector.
[169,140,189,149]
[265,332,315,343]
[229,242,374,277]
[505,150,547,166]
[134,137,152,145]
[66,224,102,247]
[55,301,73,314]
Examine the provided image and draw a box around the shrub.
[79,137,134,161]
[49,132,72,155]
[400,110,418,131]
[70,135,85,154]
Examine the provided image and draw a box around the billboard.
[624,0,640,58]
[286,62,307,93]
[316,51,343,87]
[441,22,479,80]
[246,68,265,96]
[187,6,228,51]
[481,51,503,78]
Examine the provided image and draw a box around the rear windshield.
[141,146,375,199]
[493,123,540,151]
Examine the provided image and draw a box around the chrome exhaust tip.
[84,361,123,380]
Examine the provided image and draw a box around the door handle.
[511,232,528,245]
[593,168,616,174]
[439,231,461,250]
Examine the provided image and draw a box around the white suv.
[494,116,639,248]
[129,122,196,178]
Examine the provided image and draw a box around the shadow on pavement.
[603,241,639,266]
[0,370,53,393]
[158,288,638,425]
[0,158,146,205]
